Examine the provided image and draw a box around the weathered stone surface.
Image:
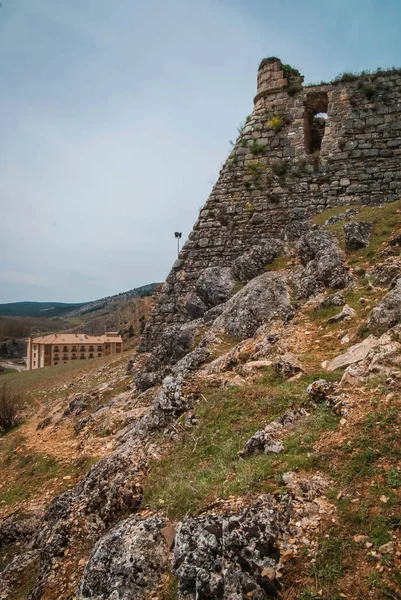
[63,395,90,417]
[367,277,401,331]
[326,303,356,323]
[173,497,286,599]
[296,227,350,294]
[0,550,40,599]
[78,516,168,600]
[212,272,293,340]
[196,267,237,308]
[371,257,401,287]
[239,408,308,457]
[324,335,379,371]
[272,353,303,378]
[306,379,334,403]
[344,221,372,250]
[232,239,284,283]
[316,292,345,309]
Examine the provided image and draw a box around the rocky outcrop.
[272,353,303,378]
[232,239,284,283]
[367,277,401,331]
[212,272,293,339]
[295,227,350,297]
[196,267,237,309]
[324,335,379,371]
[173,496,289,599]
[78,516,168,600]
[371,257,401,287]
[344,221,372,250]
[239,408,308,458]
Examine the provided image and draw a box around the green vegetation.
[271,161,288,177]
[143,368,342,519]
[267,114,284,132]
[249,140,266,155]
[362,83,377,99]
[313,199,401,264]
[0,301,86,318]
[264,256,293,272]
[287,81,303,96]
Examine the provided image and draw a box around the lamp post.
[174,232,182,257]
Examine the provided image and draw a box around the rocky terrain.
[0,200,400,599]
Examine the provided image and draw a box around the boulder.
[239,408,308,458]
[196,267,237,308]
[325,214,343,225]
[316,292,345,309]
[173,497,284,599]
[306,379,334,403]
[367,278,401,332]
[371,257,401,287]
[344,221,372,251]
[232,239,284,283]
[212,272,293,340]
[326,304,356,323]
[78,516,168,600]
[297,227,350,292]
[272,353,303,378]
[324,335,378,371]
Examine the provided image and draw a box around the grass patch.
[313,200,401,267]
[264,256,293,272]
[143,369,342,519]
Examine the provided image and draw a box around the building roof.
[30,333,123,344]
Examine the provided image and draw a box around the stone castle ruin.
[142,57,401,349]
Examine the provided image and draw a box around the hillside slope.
[0,201,400,600]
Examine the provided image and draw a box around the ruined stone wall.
[142,58,401,350]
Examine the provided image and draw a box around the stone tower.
[141,58,401,350]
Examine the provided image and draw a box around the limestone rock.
[367,278,401,331]
[196,267,237,308]
[212,272,293,340]
[326,303,356,323]
[173,497,285,599]
[306,379,333,403]
[316,292,345,309]
[272,353,303,378]
[78,516,168,600]
[371,257,401,287]
[239,408,308,458]
[296,227,350,294]
[344,221,372,251]
[232,239,284,283]
[324,335,379,371]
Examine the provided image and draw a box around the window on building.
[71,346,77,352]
[98,353,102,357]
[33,360,36,366]
[80,354,85,359]
[54,362,58,365]
[89,353,94,358]
[34,345,37,350]
[54,346,59,352]
[116,343,122,353]
[80,346,85,352]
[97,345,102,352]
[89,346,94,352]
[304,92,328,154]
[71,354,77,360]
[63,354,68,360]
[63,346,68,352]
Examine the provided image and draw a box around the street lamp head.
[174,232,182,238]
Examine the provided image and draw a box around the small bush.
[287,81,302,96]
[249,140,266,155]
[0,384,20,433]
[362,83,376,100]
[243,179,252,190]
[268,115,284,132]
[272,161,288,177]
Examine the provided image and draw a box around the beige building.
[26,332,123,370]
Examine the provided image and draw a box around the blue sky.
[0,0,399,302]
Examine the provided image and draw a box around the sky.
[0,0,400,303]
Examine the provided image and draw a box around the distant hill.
[0,284,159,319]
[0,302,86,318]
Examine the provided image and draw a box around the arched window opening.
[305,92,328,154]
